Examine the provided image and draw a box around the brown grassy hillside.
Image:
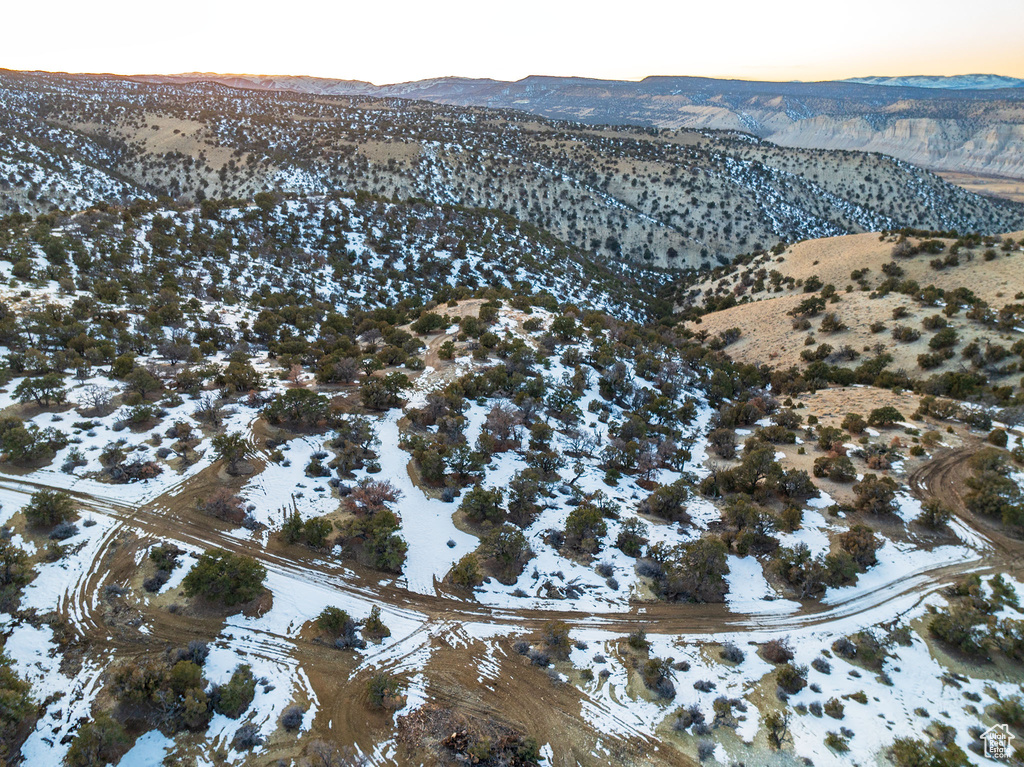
[681,231,1024,381]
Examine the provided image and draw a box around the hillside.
[679,229,1024,383]
[2,65,1024,767]
[0,193,1022,767]
[1,70,1023,269]
[134,71,1024,182]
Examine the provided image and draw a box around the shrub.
[889,736,970,767]
[697,740,715,761]
[143,570,170,593]
[281,704,305,731]
[64,712,129,767]
[640,656,675,698]
[213,664,256,718]
[824,697,845,719]
[49,521,79,540]
[22,489,76,528]
[654,538,729,603]
[990,695,1024,729]
[200,488,246,524]
[776,663,808,694]
[852,474,898,515]
[627,629,650,651]
[832,637,857,659]
[173,640,209,667]
[891,325,920,343]
[366,671,404,709]
[0,651,32,760]
[362,605,391,640]
[467,738,494,762]
[824,731,849,753]
[673,704,705,732]
[543,620,572,660]
[343,478,401,515]
[615,518,648,557]
[637,479,692,524]
[231,723,263,751]
[720,643,745,664]
[182,549,266,607]
[988,429,1009,448]
[929,604,990,659]
[485,524,532,581]
[527,649,550,667]
[563,504,607,554]
[459,485,505,524]
[868,406,904,427]
[450,553,483,588]
[762,638,794,664]
[919,499,952,529]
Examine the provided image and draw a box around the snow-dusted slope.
[844,74,1024,90]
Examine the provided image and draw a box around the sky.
[5,0,1024,84]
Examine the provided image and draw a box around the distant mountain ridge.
[129,71,1024,180]
[843,74,1024,90]
[1,68,1022,269]
[133,71,1024,99]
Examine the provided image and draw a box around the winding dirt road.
[4,457,1013,643]
[6,441,1023,766]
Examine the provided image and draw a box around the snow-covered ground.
[0,300,1018,767]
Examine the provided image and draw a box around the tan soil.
[690,282,1020,374]
[939,171,1024,204]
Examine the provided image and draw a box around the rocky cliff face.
[767,116,1024,180]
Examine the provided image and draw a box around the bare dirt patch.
[938,171,1024,204]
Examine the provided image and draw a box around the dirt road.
[5,440,1022,766]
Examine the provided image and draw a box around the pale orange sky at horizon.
[6,0,1024,85]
